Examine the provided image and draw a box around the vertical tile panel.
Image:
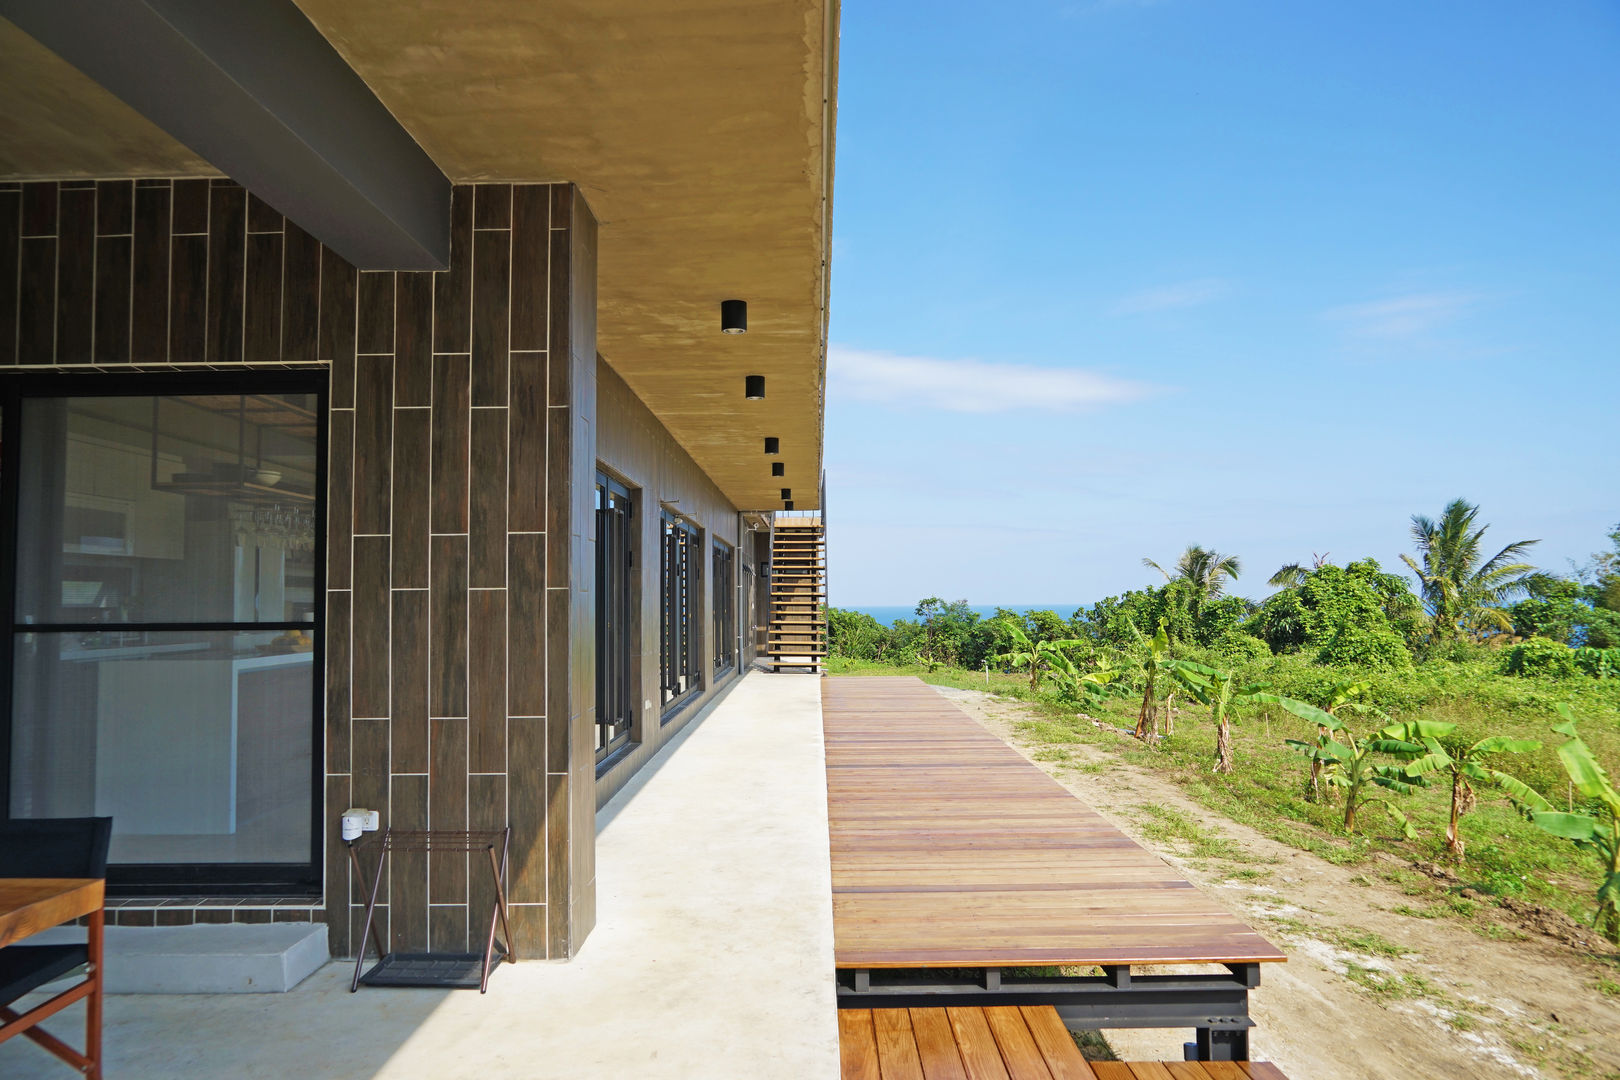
[247,193,282,232]
[352,355,393,534]
[356,271,393,355]
[130,183,170,363]
[243,231,282,365]
[54,188,94,363]
[430,535,469,718]
[429,905,468,956]
[205,185,245,364]
[389,774,428,952]
[507,354,546,531]
[545,408,572,586]
[96,180,132,236]
[394,272,433,407]
[390,590,428,774]
[281,222,320,364]
[320,248,357,408]
[468,589,507,773]
[547,228,572,406]
[507,905,547,961]
[351,536,391,718]
[325,590,352,772]
[509,185,549,352]
[507,716,547,906]
[545,771,570,957]
[93,236,131,364]
[433,186,472,353]
[468,774,507,950]
[17,237,56,364]
[351,718,391,900]
[430,355,470,533]
[545,589,572,774]
[324,773,353,957]
[473,184,511,229]
[0,189,18,365]
[507,534,546,716]
[326,409,354,590]
[471,228,510,405]
[469,407,508,587]
[429,717,468,905]
[168,234,206,362]
[390,409,430,589]
[171,179,209,234]
[21,182,57,236]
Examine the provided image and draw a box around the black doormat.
[358,952,501,990]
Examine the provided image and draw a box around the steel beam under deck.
[836,963,1259,1062]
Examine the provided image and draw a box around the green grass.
[828,656,1620,931]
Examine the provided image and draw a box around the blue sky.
[825,0,1620,607]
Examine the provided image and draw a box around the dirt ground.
[930,684,1620,1080]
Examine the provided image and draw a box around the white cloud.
[828,346,1155,414]
[1110,278,1230,315]
[1326,291,1480,339]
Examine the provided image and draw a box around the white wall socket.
[340,807,381,841]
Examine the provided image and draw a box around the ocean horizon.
[845,604,1084,626]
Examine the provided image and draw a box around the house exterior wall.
[0,178,599,959]
[593,359,755,806]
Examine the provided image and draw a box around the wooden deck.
[838,1005,1288,1080]
[823,677,1286,969]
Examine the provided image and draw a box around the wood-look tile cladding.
[594,360,752,807]
[0,179,600,960]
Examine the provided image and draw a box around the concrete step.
[31,921,329,994]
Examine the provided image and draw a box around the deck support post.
[983,969,1001,991]
[1103,965,1130,989]
[1190,1025,1249,1062]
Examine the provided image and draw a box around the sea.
[847,604,1085,626]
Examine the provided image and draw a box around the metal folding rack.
[348,827,515,994]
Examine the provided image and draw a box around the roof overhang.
[0,0,836,511]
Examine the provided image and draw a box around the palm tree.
[1400,499,1539,642]
[1267,553,1330,589]
[1142,545,1242,607]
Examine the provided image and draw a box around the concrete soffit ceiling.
[0,0,837,511]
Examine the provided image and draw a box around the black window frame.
[0,370,327,897]
[594,470,636,770]
[712,538,735,677]
[659,510,703,717]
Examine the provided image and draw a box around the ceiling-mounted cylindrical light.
[721,299,748,334]
[745,374,765,399]
[764,437,779,455]
[784,500,794,511]
[780,488,792,501]
[771,462,784,477]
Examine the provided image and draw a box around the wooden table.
[824,678,1285,1061]
[0,878,105,1079]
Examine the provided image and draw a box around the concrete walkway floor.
[3,671,840,1080]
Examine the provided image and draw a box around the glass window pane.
[15,394,319,624]
[9,629,315,864]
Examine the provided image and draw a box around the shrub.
[1500,637,1578,679]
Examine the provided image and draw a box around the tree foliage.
[1401,498,1539,642]
[1249,561,1414,668]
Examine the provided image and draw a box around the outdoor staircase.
[766,515,827,673]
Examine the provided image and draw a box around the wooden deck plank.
[982,1006,1055,1080]
[824,677,1286,969]
[840,1010,882,1080]
[1125,1064,1176,1080]
[874,1007,928,1080]
[946,1007,1013,1080]
[1018,1006,1099,1080]
[909,1008,970,1080]
[1088,1065,1136,1080]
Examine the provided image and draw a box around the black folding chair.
[0,817,113,1080]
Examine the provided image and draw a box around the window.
[659,512,702,711]
[594,473,634,765]
[3,376,323,894]
[712,539,735,675]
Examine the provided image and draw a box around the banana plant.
[1257,680,1380,802]
[1199,669,1270,775]
[994,622,1090,693]
[1251,694,1434,835]
[1128,618,1214,741]
[1048,652,1124,705]
[1529,705,1620,943]
[1400,725,1546,860]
